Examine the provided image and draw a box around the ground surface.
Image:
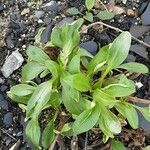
[0,0,150,149]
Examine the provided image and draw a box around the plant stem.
[128,96,150,105]
[80,21,150,48]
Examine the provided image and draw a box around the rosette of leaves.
[8,19,149,149]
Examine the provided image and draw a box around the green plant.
[8,19,149,149]
[67,0,115,22]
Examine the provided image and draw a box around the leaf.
[68,53,80,74]
[45,60,59,81]
[136,107,150,122]
[7,91,31,104]
[26,119,41,147]
[102,75,135,97]
[21,61,46,82]
[26,81,52,118]
[84,12,93,22]
[62,82,90,115]
[99,105,121,135]
[124,104,138,129]
[79,48,93,58]
[88,45,110,76]
[27,45,50,63]
[63,73,91,92]
[40,69,50,78]
[66,7,81,15]
[85,0,95,11]
[97,10,115,20]
[35,27,45,46]
[42,119,55,149]
[112,140,126,150]
[10,84,35,96]
[118,62,149,73]
[51,19,83,66]
[72,104,100,134]
[93,89,117,107]
[106,32,131,71]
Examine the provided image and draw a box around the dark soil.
[0,0,150,149]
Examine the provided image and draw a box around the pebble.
[57,17,74,27]
[21,8,30,16]
[35,10,44,19]
[40,24,53,44]
[126,9,135,17]
[144,36,150,45]
[1,50,24,78]
[42,1,59,12]
[130,44,148,59]
[80,41,98,55]
[6,36,15,49]
[130,25,150,38]
[0,94,8,110]
[3,112,13,128]
[141,3,150,25]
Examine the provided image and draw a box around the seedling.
[8,19,149,149]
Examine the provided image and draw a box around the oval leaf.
[72,104,100,134]
[112,140,126,150]
[85,0,95,11]
[118,62,149,73]
[42,119,55,149]
[97,10,115,20]
[107,32,131,70]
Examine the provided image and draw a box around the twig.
[128,96,150,105]
[0,128,17,141]
[80,21,150,48]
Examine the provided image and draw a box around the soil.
[0,0,150,149]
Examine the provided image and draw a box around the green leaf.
[62,82,90,115]
[118,62,149,73]
[26,119,41,147]
[112,140,126,150]
[21,61,46,82]
[7,91,31,104]
[79,48,93,58]
[99,105,121,135]
[35,27,45,46]
[66,7,81,15]
[117,102,138,129]
[102,75,135,97]
[27,45,50,63]
[68,53,80,74]
[51,19,83,66]
[10,84,35,96]
[26,81,52,118]
[63,73,91,92]
[84,12,93,22]
[85,0,95,11]
[93,89,117,107]
[45,60,59,81]
[88,45,110,76]
[106,32,131,71]
[97,10,115,20]
[40,69,50,78]
[42,119,55,149]
[72,104,100,134]
[125,104,138,129]
[136,107,150,122]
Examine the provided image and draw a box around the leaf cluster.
[8,19,149,149]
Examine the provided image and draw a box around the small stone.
[44,17,52,25]
[0,94,8,110]
[126,9,135,17]
[130,25,150,38]
[42,1,58,12]
[57,17,74,27]
[3,112,13,128]
[136,82,143,89]
[21,8,30,16]
[1,50,24,78]
[141,3,150,25]
[38,19,44,24]
[35,10,44,19]
[130,44,148,59]
[0,85,8,92]
[40,24,53,44]
[80,41,98,55]
[144,36,150,45]
[6,36,15,49]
